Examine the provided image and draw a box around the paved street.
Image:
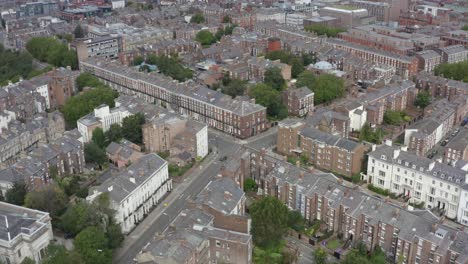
[113,130,242,264]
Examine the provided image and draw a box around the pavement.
[113,130,246,264]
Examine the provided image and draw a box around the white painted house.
[86,154,172,233]
[366,141,468,221]
[77,104,131,142]
[0,202,53,264]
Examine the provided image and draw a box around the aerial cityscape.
[0,0,467,263]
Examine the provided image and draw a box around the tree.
[250,83,288,120]
[74,227,112,264]
[5,182,27,205]
[106,222,124,249]
[434,61,468,82]
[75,73,102,91]
[195,30,216,46]
[298,73,344,104]
[383,110,404,125]
[42,244,83,264]
[369,246,386,264]
[24,184,68,217]
[264,67,286,91]
[290,57,305,78]
[414,90,431,110]
[304,25,345,37]
[359,123,384,144]
[121,113,145,144]
[287,210,305,232]
[133,56,144,66]
[60,85,118,128]
[221,79,247,98]
[190,13,205,24]
[222,15,231,23]
[74,24,85,39]
[26,37,78,69]
[243,178,257,192]
[145,55,192,82]
[296,71,315,89]
[0,44,34,86]
[84,142,107,166]
[20,257,35,264]
[92,127,106,149]
[250,196,289,248]
[60,202,101,236]
[463,25,468,31]
[105,124,123,145]
[313,248,327,264]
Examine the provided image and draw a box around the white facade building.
[77,104,131,142]
[35,83,50,109]
[0,110,16,132]
[366,142,468,220]
[111,0,125,9]
[196,125,208,158]
[285,13,307,26]
[0,202,53,264]
[86,154,172,233]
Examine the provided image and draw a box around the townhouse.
[444,128,468,164]
[281,87,314,117]
[247,56,292,81]
[415,73,468,104]
[243,149,468,264]
[415,50,442,73]
[277,120,368,177]
[404,98,467,157]
[326,38,419,78]
[0,130,84,194]
[80,59,267,139]
[135,177,252,264]
[86,154,172,233]
[437,45,468,64]
[0,202,53,264]
[366,142,467,221]
[142,113,208,159]
[364,80,414,126]
[306,109,350,139]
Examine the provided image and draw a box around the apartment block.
[415,50,442,73]
[135,177,252,264]
[326,38,419,78]
[75,36,121,62]
[318,7,370,28]
[80,59,267,139]
[282,87,314,117]
[106,140,144,169]
[243,149,468,264]
[444,128,468,164]
[277,120,367,177]
[87,154,172,233]
[0,202,53,264]
[415,72,468,102]
[405,98,467,157]
[306,109,350,138]
[77,104,131,142]
[247,56,291,81]
[437,45,468,64]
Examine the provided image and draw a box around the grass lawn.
[326,239,342,250]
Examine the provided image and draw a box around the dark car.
[219,156,227,161]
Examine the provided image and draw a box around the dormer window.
[405,162,409,166]
[381,155,386,160]
[419,167,424,172]
[397,159,401,164]
[412,165,416,169]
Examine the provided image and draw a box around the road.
[114,131,244,264]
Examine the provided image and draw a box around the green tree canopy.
[92,127,106,149]
[264,67,286,91]
[74,24,85,38]
[243,178,258,192]
[221,78,247,98]
[222,15,231,23]
[60,84,118,128]
[84,142,107,166]
[60,201,101,236]
[145,55,192,82]
[190,13,205,24]
[250,196,289,249]
[42,244,83,264]
[414,90,432,109]
[304,25,345,37]
[5,182,27,205]
[287,210,306,232]
[105,123,123,145]
[20,258,35,264]
[0,44,34,85]
[313,248,328,264]
[250,83,287,120]
[133,56,144,66]
[74,227,113,264]
[359,123,385,144]
[434,61,468,82]
[121,113,145,144]
[75,73,103,91]
[26,37,78,69]
[25,184,68,217]
[196,30,216,46]
[298,72,344,104]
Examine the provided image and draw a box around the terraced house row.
[80,59,267,139]
[242,149,468,264]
